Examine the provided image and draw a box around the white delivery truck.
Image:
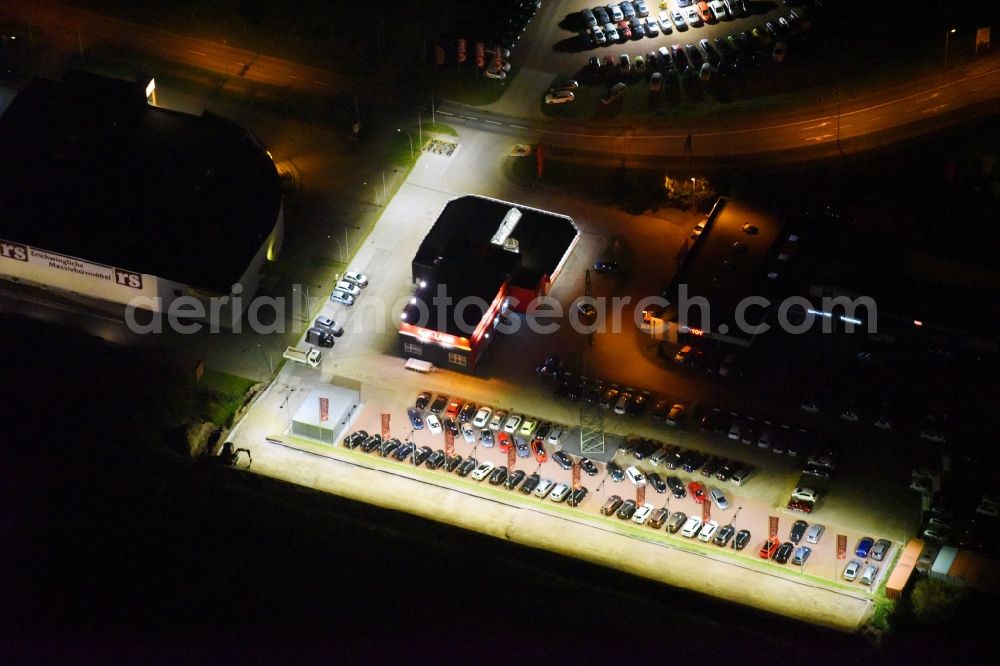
[283,345,322,368]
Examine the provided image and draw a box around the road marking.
[484,120,502,126]
[187,50,207,56]
[312,80,330,86]
[288,74,304,80]
[801,121,830,130]
[438,111,454,116]
[458,115,476,120]
[922,104,949,114]
[509,125,529,130]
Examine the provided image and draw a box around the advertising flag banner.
[475,42,485,67]
[319,397,329,422]
[837,534,848,560]
[769,516,779,539]
[457,38,467,63]
[636,485,646,506]
[444,428,455,457]
[571,462,581,490]
[381,413,391,439]
[976,27,991,51]
[508,445,516,470]
[701,499,711,523]
[434,44,446,66]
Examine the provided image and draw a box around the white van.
[730,465,755,486]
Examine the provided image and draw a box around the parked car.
[709,488,729,510]
[456,457,478,477]
[531,438,548,463]
[786,498,813,514]
[790,520,809,544]
[553,449,573,470]
[667,476,686,498]
[426,414,442,435]
[792,546,812,566]
[515,437,531,458]
[503,413,523,433]
[425,449,446,470]
[520,473,541,495]
[648,507,670,529]
[533,478,556,499]
[472,407,492,428]
[687,481,707,503]
[489,410,507,430]
[580,458,599,476]
[681,516,703,538]
[855,537,875,558]
[871,539,891,561]
[759,536,780,559]
[429,394,448,414]
[607,461,625,482]
[505,469,526,490]
[806,524,825,544]
[616,499,638,520]
[843,559,862,581]
[860,564,879,586]
[774,542,794,564]
[632,503,654,524]
[698,520,720,542]
[714,524,736,547]
[488,466,508,485]
[647,473,667,494]
[626,465,647,487]
[550,483,572,503]
[734,529,751,551]
[444,454,463,473]
[601,495,624,516]
[413,446,433,466]
[407,407,424,430]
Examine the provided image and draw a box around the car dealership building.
[0,70,284,326]
[399,195,579,372]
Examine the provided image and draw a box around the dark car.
[616,499,638,520]
[715,462,736,482]
[682,451,707,473]
[714,524,736,547]
[456,457,478,477]
[393,441,414,461]
[415,392,431,410]
[505,469,527,490]
[774,542,795,564]
[567,486,589,507]
[585,381,604,405]
[580,457,599,476]
[407,407,424,430]
[734,529,752,551]
[700,456,725,478]
[429,394,448,414]
[520,473,541,494]
[633,440,659,460]
[380,438,400,458]
[536,355,563,377]
[413,446,433,466]
[342,431,367,449]
[553,449,573,470]
[871,538,892,561]
[600,385,620,409]
[667,476,686,498]
[647,472,667,494]
[444,454,463,473]
[488,466,509,485]
[663,451,683,470]
[626,391,648,416]
[361,434,383,453]
[425,449,446,469]
[442,417,459,436]
[607,461,626,481]
[458,402,477,422]
[536,422,552,440]
[856,536,875,558]
[594,261,623,274]
[790,519,809,544]
[666,512,687,533]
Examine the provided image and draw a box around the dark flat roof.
[406,195,578,335]
[666,198,785,335]
[0,70,281,293]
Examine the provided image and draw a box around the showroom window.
[404,342,422,355]
[448,352,467,366]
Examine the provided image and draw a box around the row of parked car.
[598,495,752,547]
[342,429,591,505]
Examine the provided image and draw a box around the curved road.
[5,0,1000,163]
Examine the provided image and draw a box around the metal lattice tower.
[579,269,605,454]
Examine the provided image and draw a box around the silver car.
[329,289,354,306]
[843,559,862,581]
[550,483,571,503]
[805,523,825,544]
[335,280,360,297]
[709,488,729,510]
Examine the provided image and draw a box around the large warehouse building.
[0,70,284,325]
[399,195,579,372]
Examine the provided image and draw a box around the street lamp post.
[363,180,378,207]
[397,128,413,158]
[690,177,697,212]
[945,28,956,68]
[418,112,423,154]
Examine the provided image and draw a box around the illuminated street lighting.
[945,28,956,68]
[397,128,413,158]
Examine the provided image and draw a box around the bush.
[910,577,968,624]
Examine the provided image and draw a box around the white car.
[710,1,727,19]
[860,564,879,586]
[519,418,538,437]
[489,410,507,431]
[632,503,654,525]
[503,413,523,433]
[329,289,355,306]
[807,455,836,470]
[625,465,647,487]
[470,461,495,481]
[643,17,659,37]
[550,483,571,502]
[709,488,729,510]
[671,10,686,30]
[591,26,607,45]
[604,22,620,42]
[461,423,477,444]
[343,271,368,288]
[547,426,565,445]
[843,559,862,581]
[658,11,673,33]
[686,8,702,27]
[606,3,624,22]
[698,520,719,542]
[335,280,361,298]
[545,90,575,105]
[472,407,492,429]
[681,515,703,537]
[791,487,818,503]
[533,478,556,498]
[426,414,442,435]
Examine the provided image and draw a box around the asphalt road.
[5,0,1000,164]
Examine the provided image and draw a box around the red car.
[786,498,813,514]
[531,437,547,463]
[687,481,707,504]
[445,400,463,419]
[759,536,780,559]
[617,20,632,40]
[497,432,512,453]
